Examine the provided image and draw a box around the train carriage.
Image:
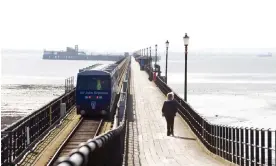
[75,58,128,119]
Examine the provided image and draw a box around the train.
[75,57,129,119]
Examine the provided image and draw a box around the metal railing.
[53,60,131,166]
[1,88,76,166]
[145,65,276,166]
[65,76,74,93]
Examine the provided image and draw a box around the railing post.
[250,128,254,166]
[241,127,244,166]
[218,125,222,157]
[49,105,52,125]
[255,128,260,166]
[60,103,66,118]
[211,125,215,154]
[245,127,249,166]
[225,126,229,161]
[71,76,74,90]
[215,125,218,155]
[12,132,16,161]
[267,129,272,166]
[64,78,66,93]
[261,128,265,165]
[221,125,224,157]
[228,127,232,162]
[221,125,224,158]
[237,127,240,165]
[207,123,210,150]
[233,127,236,164]
[118,96,126,123]
[8,132,13,164]
[209,124,212,151]
[223,126,226,159]
[26,126,30,145]
[202,119,205,143]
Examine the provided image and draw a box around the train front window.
[77,76,110,90]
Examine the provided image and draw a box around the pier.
[42,45,161,62]
[1,55,275,166]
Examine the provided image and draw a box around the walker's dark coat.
[162,100,177,117]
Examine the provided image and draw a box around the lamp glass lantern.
[165,40,169,48]
[183,33,189,46]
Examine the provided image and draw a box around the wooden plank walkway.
[125,57,231,166]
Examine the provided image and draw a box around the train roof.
[78,58,126,77]
[78,63,118,76]
[103,64,118,73]
[79,64,108,72]
[78,70,110,76]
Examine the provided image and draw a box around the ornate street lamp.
[183,33,189,102]
[165,40,169,84]
[155,44,157,67]
[149,46,152,69]
[147,47,149,65]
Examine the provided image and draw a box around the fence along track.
[47,118,103,165]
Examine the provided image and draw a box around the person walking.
[162,92,177,136]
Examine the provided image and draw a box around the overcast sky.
[1,0,276,52]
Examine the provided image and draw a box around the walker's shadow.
[173,136,196,141]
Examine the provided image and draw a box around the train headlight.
[80,110,86,115]
[101,110,107,115]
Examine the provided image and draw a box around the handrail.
[1,89,76,165]
[143,64,276,166]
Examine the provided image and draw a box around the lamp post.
[147,47,149,66]
[155,44,157,68]
[165,40,169,84]
[183,33,189,102]
[149,46,152,69]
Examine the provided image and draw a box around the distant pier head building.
[43,45,125,61]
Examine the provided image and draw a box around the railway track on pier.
[47,58,130,165]
[47,118,103,166]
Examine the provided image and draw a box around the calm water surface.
[1,51,276,129]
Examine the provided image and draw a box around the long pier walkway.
[126,57,229,166]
